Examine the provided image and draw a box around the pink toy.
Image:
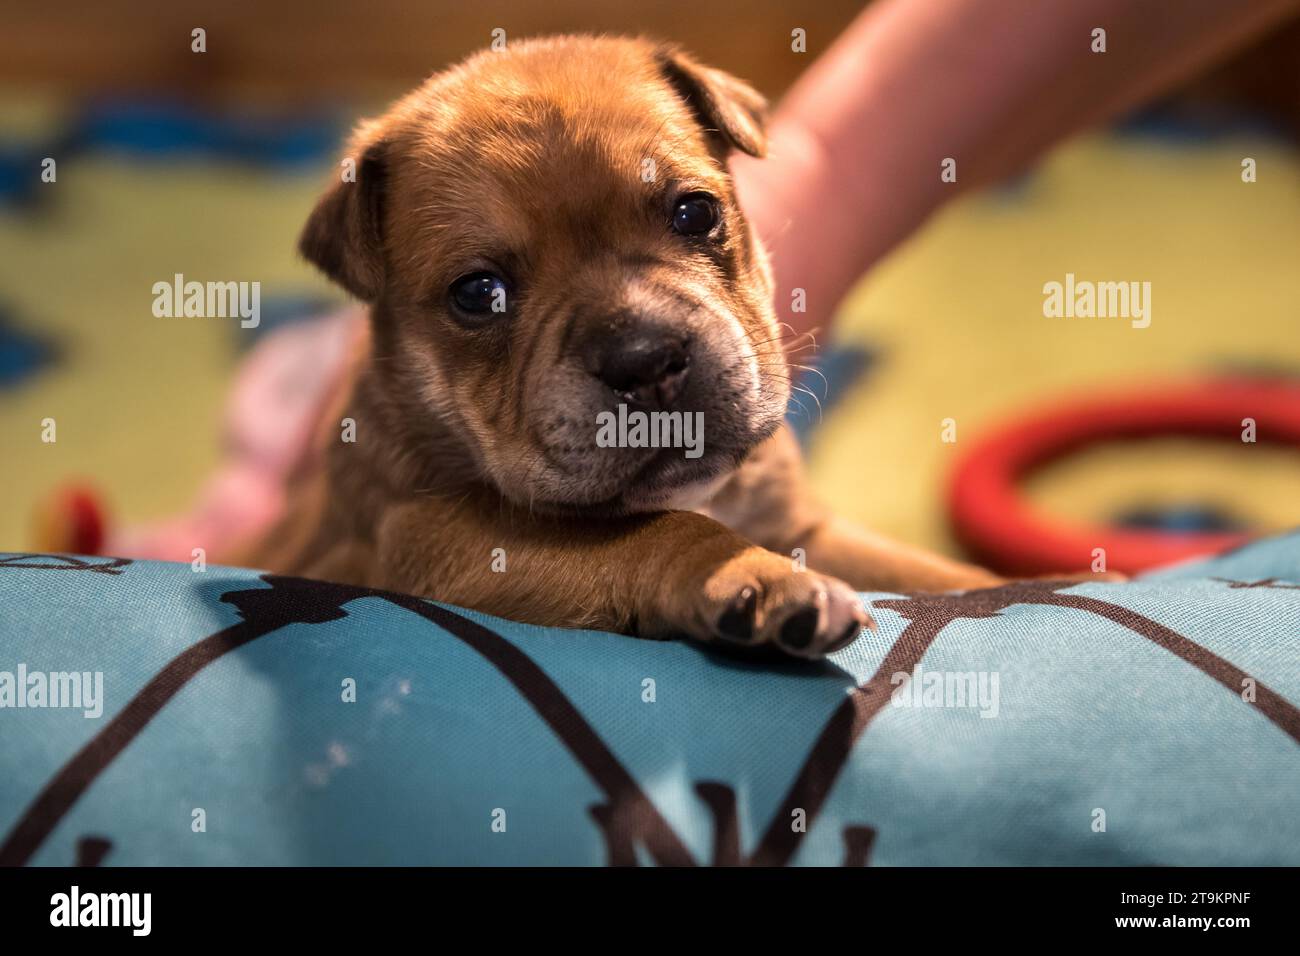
[104,307,366,563]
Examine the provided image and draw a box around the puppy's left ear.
[299,132,389,302]
[655,46,768,158]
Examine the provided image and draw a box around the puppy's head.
[302,35,789,513]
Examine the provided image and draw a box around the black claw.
[826,620,863,653]
[779,607,820,650]
[716,586,758,642]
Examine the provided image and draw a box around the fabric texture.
[1,536,1298,866]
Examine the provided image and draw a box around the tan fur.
[249,36,1000,659]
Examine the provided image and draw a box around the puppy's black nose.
[593,332,691,406]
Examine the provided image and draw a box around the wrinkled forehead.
[390,78,730,264]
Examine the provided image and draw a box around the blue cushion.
[1,537,1298,866]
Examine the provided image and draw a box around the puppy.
[250,35,1001,659]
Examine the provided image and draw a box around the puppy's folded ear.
[656,46,768,158]
[299,135,388,301]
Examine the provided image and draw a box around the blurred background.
[2,1,1299,564]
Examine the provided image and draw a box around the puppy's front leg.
[788,517,1003,593]
[716,427,1003,594]
[376,497,871,658]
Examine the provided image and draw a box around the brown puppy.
[251,35,1000,659]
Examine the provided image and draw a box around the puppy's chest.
[668,471,751,529]
[679,433,807,547]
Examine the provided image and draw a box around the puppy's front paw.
[693,550,874,659]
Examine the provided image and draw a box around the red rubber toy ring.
[947,379,1300,575]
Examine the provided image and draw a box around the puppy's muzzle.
[589,327,691,408]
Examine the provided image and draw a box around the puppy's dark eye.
[449,272,509,317]
[671,193,719,236]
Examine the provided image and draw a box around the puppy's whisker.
[747,327,802,347]
[639,115,681,166]
[785,394,813,422]
[791,383,824,422]
[637,114,675,167]
[757,361,827,396]
[796,327,823,350]
[786,363,829,396]
[747,331,819,360]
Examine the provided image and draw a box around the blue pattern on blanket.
[0,537,1297,866]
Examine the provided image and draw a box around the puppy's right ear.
[299,137,388,301]
[655,46,768,158]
